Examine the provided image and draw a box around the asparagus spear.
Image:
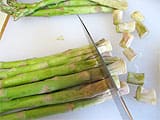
[0,39,111,69]
[8,0,97,9]
[0,80,109,113]
[32,6,113,17]
[0,52,95,79]
[0,67,104,101]
[0,56,123,101]
[0,48,91,69]
[0,58,99,88]
[90,0,128,10]
[0,94,108,120]
[0,0,15,14]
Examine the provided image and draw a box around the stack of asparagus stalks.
[0,0,128,20]
[0,39,129,120]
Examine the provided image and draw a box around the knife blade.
[77,15,133,120]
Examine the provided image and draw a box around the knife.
[77,15,133,120]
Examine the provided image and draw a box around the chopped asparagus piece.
[96,39,112,53]
[136,21,149,38]
[131,11,145,22]
[119,32,134,48]
[123,48,137,61]
[107,59,127,75]
[135,86,157,105]
[103,56,120,65]
[127,72,145,85]
[112,75,120,88]
[113,10,123,25]
[116,21,136,33]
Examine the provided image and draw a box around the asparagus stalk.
[0,58,99,88]
[0,68,104,101]
[0,39,111,69]
[0,94,108,120]
[0,1,16,14]
[0,52,95,79]
[32,6,113,17]
[0,48,92,69]
[0,81,129,119]
[9,0,97,9]
[0,56,123,101]
[90,0,128,10]
[0,80,109,113]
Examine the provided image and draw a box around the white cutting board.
[0,0,159,120]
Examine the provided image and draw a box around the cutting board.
[0,0,159,120]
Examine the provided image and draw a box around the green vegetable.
[0,95,108,120]
[0,53,95,79]
[32,6,113,17]
[0,0,128,20]
[127,72,145,85]
[0,80,109,113]
[0,68,104,101]
[0,39,111,69]
[0,58,98,88]
[90,0,128,10]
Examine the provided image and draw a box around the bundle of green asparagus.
[0,0,128,20]
[0,39,129,120]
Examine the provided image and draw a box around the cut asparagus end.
[107,59,127,75]
[131,11,145,22]
[123,47,137,61]
[127,72,145,85]
[96,39,112,53]
[119,32,134,48]
[116,21,136,33]
[112,75,120,89]
[136,21,149,38]
[119,81,130,95]
[113,10,123,25]
[101,52,112,57]
[135,86,157,105]
[103,56,121,65]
